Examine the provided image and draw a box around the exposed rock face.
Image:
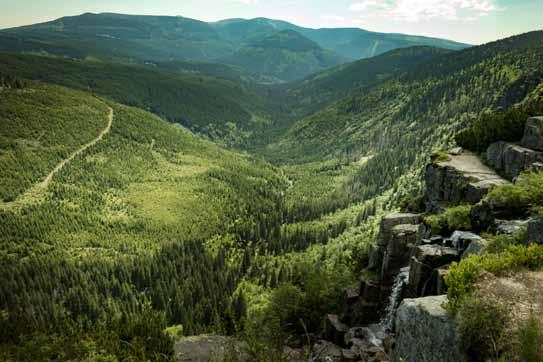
[425,150,509,212]
[461,237,489,259]
[526,218,543,244]
[324,314,349,346]
[392,295,466,362]
[486,141,543,179]
[312,340,343,362]
[369,213,421,273]
[408,245,460,297]
[496,219,530,235]
[381,224,421,282]
[450,230,483,250]
[521,116,543,151]
[174,334,248,362]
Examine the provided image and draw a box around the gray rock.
[344,324,385,348]
[392,295,466,362]
[370,213,421,273]
[526,218,543,244]
[425,151,508,212]
[470,201,496,231]
[381,224,422,282]
[487,141,543,179]
[450,230,483,250]
[461,238,489,259]
[408,245,460,297]
[532,162,543,172]
[435,266,450,295]
[324,314,349,346]
[174,334,249,362]
[496,219,530,235]
[312,340,343,362]
[521,116,543,151]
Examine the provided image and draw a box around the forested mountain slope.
[265,31,543,219]
[0,13,468,75]
[282,46,453,116]
[221,30,347,82]
[211,17,469,60]
[0,53,277,147]
[0,80,292,359]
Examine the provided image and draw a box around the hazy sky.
[0,0,541,44]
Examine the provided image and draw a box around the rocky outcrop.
[369,213,421,273]
[392,295,466,362]
[324,314,349,346]
[174,334,248,362]
[521,116,543,151]
[381,224,422,282]
[408,245,460,297]
[486,141,543,179]
[425,149,509,212]
[526,217,543,244]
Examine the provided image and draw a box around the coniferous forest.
[0,10,543,362]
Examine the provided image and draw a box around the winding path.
[39,106,113,189]
[1,105,113,210]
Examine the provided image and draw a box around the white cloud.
[349,0,499,22]
[232,0,259,4]
[349,0,381,12]
[321,15,345,21]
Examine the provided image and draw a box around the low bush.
[485,172,543,217]
[424,205,472,235]
[457,295,511,361]
[446,244,543,312]
[517,314,543,362]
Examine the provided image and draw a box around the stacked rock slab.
[526,218,543,244]
[425,149,509,213]
[486,142,543,179]
[486,116,543,179]
[407,245,460,297]
[381,224,422,283]
[392,295,466,362]
[369,213,421,272]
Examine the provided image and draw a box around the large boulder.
[381,224,422,282]
[408,245,460,297]
[425,150,508,212]
[323,314,349,346]
[521,116,543,151]
[369,213,421,272]
[526,218,543,244]
[392,295,466,362]
[174,334,249,362]
[486,141,543,179]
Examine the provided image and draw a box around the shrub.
[485,172,543,217]
[486,229,527,254]
[424,205,472,235]
[456,103,543,153]
[431,151,450,163]
[446,244,543,312]
[399,193,426,213]
[456,295,511,361]
[517,314,543,362]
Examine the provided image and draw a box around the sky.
[0,0,541,44]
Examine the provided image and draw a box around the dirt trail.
[1,105,113,210]
[39,106,113,189]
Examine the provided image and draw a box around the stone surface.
[324,314,349,346]
[461,238,488,259]
[174,334,248,362]
[450,230,483,250]
[521,116,543,151]
[381,224,421,282]
[392,295,466,362]
[370,213,421,273]
[425,150,508,212]
[526,217,543,244]
[408,245,460,297]
[487,141,543,179]
[496,219,530,235]
[312,340,343,362]
[435,266,450,295]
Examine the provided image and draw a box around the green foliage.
[446,244,543,312]
[432,151,451,163]
[485,171,543,217]
[517,314,543,362]
[424,205,472,235]
[456,105,543,153]
[456,295,511,361]
[399,192,426,213]
[221,30,346,82]
[486,229,527,254]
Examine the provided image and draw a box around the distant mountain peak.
[251,29,321,52]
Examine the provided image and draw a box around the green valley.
[1,8,543,362]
